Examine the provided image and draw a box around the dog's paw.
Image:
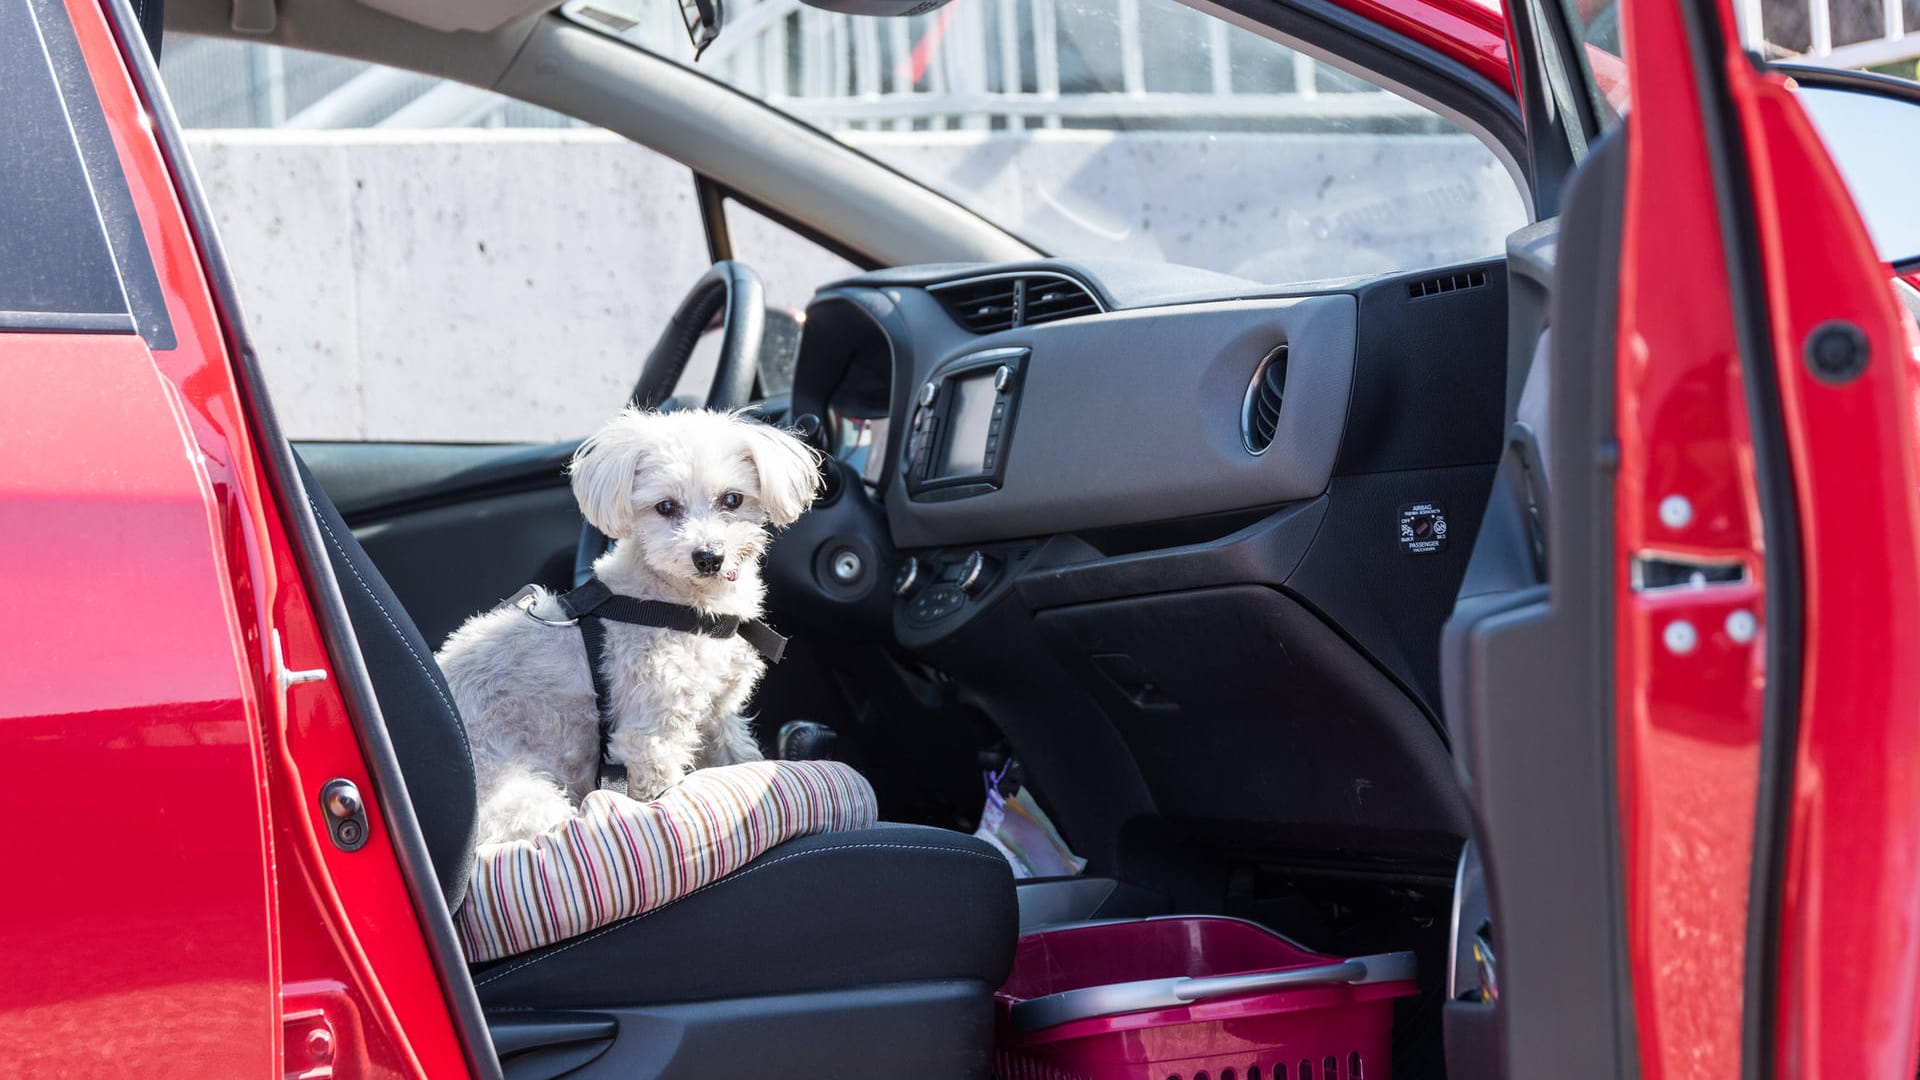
[624,760,695,801]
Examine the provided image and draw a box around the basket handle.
[1009,951,1418,1033]
[1174,951,1418,1003]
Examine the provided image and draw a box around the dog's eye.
[718,491,744,511]
[655,499,679,517]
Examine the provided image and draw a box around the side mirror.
[757,307,804,398]
[1785,65,1920,269]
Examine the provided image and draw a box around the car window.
[158,40,820,442]
[561,0,1528,283]
[1552,0,1630,127]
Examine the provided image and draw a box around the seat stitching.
[472,841,1008,986]
[310,498,474,768]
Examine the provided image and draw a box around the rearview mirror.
[677,0,723,58]
[796,0,953,17]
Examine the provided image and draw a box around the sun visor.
[350,0,553,34]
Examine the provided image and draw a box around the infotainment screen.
[935,372,997,478]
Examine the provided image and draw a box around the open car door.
[1444,0,1920,1076]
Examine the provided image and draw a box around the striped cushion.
[454,760,877,963]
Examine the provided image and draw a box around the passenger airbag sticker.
[1399,502,1448,555]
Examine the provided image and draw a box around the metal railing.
[1736,0,1920,70]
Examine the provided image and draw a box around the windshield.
[564,0,1527,283]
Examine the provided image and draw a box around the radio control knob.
[893,556,922,597]
[993,365,1013,393]
[919,382,939,407]
[958,550,994,594]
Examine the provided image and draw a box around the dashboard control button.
[958,550,995,594]
[908,584,966,624]
[993,365,1013,393]
[893,556,921,597]
[919,382,939,407]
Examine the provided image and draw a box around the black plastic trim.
[1770,61,1920,104]
[561,981,994,1078]
[1438,123,1637,1080]
[486,1011,618,1057]
[95,2,504,1075]
[0,310,137,334]
[1504,0,1591,214]
[694,174,732,264]
[296,440,578,525]
[29,0,174,348]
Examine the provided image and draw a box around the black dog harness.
[512,576,787,763]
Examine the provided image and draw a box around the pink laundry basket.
[993,916,1418,1080]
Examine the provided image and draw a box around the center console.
[889,538,1040,649]
[903,346,1028,502]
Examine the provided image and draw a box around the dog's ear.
[738,418,821,528]
[570,408,655,538]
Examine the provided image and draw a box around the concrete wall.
[183,128,1524,443]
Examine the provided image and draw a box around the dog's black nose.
[692,549,724,576]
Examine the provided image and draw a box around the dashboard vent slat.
[930,273,1103,333]
[1023,282,1101,326]
[1407,269,1489,300]
[1241,346,1289,455]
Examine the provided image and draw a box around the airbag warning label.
[1399,502,1448,555]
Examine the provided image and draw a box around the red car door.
[0,0,494,1076]
[1435,0,1920,1077]
[1512,0,1920,1075]
[1609,0,1920,1076]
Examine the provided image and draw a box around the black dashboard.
[771,255,1509,871]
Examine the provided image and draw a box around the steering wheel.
[573,261,768,585]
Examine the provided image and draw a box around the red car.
[5,0,1920,1075]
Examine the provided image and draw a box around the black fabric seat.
[471,824,1015,1007]
[297,458,1017,1078]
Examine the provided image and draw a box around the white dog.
[437,408,820,845]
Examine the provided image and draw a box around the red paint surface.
[7,1,487,1076]
[1614,0,1920,1076]
[0,334,278,1078]
[1720,37,1920,1080]
[1613,0,1767,1075]
[1325,0,1514,96]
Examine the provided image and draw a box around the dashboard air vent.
[930,273,1103,333]
[933,277,1022,333]
[1241,346,1289,455]
[1023,279,1101,325]
[1408,269,1488,300]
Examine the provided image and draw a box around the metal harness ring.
[515,590,579,627]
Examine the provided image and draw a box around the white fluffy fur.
[436,408,820,845]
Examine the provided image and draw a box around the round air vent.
[1240,345,1289,455]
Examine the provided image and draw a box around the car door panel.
[1439,123,1637,1080]
[297,440,582,646]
